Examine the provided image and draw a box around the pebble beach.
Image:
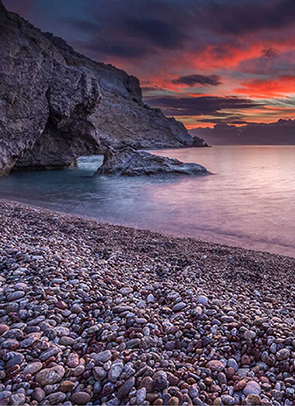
[1,198,295,406]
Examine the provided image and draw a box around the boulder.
[95,147,208,176]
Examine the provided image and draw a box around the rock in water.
[95,147,208,176]
[0,1,206,176]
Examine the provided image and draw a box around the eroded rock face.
[0,1,205,176]
[44,33,196,150]
[95,147,208,176]
[0,2,101,175]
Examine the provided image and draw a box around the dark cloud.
[6,0,295,62]
[190,119,295,145]
[124,18,186,49]
[146,96,259,116]
[238,50,295,76]
[197,116,252,125]
[83,41,150,59]
[50,0,295,61]
[172,74,222,87]
[205,0,295,35]
[142,86,166,92]
[261,47,279,58]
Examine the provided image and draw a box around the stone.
[108,360,124,382]
[167,372,180,386]
[234,378,248,391]
[197,295,208,305]
[0,391,11,402]
[241,354,251,365]
[95,147,208,177]
[73,364,85,376]
[1,339,19,350]
[39,345,60,361]
[243,381,261,396]
[10,393,26,406]
[5,352,24,368]
[244,330,256,339]
[276,348,290,360]
[172,302,187,312]
[217,372,227,385]
[93,366,107,380]
[32,388,45,402]
[153,371,168,391]
[206,360,225,372]
[147,294,155,303]
[221,395,235,405]
[167,397,179,405]
[140,376,154,392]
[7,291,25,301]
[35,365,65,386]
[70,392,91,405]
[227,358,239,371]
[59,336,75,346]
[140,336,155,349]
[59,380,75,392]
[117,377,135,399]
[0,324,9,336]
[5,329,24,340]
[126,338,141,349]
[246,394,261,405]
[71,304,82,313]
[93,350,112,363]
[189,384,199,399]
[93,381,102,394]
[137,387,146,404]
[67,352,80,368]
[45,392,67,405]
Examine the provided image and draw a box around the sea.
[0,146,294,257]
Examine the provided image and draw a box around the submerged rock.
[95,147,208,176]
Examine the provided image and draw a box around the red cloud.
[236,75,295,97]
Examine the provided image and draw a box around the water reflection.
[0,146,295,257]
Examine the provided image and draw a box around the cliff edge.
[0,1,205,176]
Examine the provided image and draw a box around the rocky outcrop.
[0,1,101,175]
[0,1,205,176]
[95,147,208,176]
[193,137,210,148]
[43,33,196,150]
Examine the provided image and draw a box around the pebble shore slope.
[0,199,295,406]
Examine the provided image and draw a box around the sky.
[4,0,295,136]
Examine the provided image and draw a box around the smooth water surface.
[0,146,295,257]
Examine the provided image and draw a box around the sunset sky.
[4,0,295,130]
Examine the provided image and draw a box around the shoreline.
[1,198,295,405]
[0,195,293,260]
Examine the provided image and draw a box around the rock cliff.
[0,1,205,176]
[0,2,101,175]
[43,33,195,151]
[95,147,208,176]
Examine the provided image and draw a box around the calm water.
[0,146,295,257]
